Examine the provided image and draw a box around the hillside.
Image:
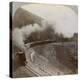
[12,7,43,29]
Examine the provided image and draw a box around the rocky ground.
[12,42,78,78]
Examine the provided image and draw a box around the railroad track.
[14,41,77,77]
[24,62,41,76]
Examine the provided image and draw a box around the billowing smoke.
[20,20,50,39]
[12,20,51,52]
[12,19,53,62]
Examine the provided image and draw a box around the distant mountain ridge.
[12,7,43,29]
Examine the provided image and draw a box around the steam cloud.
[20,20,50,38]
[12,19,53,62]
[12,20,51,53]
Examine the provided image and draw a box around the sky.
[12,2,78,37]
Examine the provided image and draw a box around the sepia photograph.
[10,2,78,78]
